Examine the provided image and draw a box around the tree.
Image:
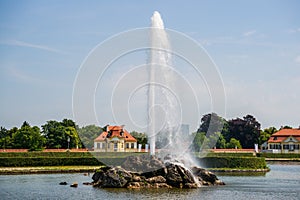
[226,138,242,149]
[259,127,277,146]
[215,132,226,149]
[0,127,11,149]
[130,131,148,148]
[197,113,229,136]
[192,132,211,151]
[280,125,292,130]
[12,122,45,150]
[196,113,230,149]
[228,115,261,149]
[61,119,77,129]
[77,125,103,149]
[42,119,82,149]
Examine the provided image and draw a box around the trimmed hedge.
[0,157,127,167]
[0,152,267,169]
[0,152,146,158]
[258,153,300,158]
[197,156,268,169]
[195,152,255,158]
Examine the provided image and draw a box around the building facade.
[94,125,137,152]
[267,128,300,153]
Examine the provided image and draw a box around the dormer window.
[290,138,293,141]
[274,137,277,140]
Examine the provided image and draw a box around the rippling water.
[1,164,299,200]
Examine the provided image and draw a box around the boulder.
[93,166,132,188]
[146,175,166,183]
[192,166,224,185]
[92,155,224,188]
[70,182,78,188]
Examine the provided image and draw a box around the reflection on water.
[0,164,300,200]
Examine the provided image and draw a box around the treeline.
[0,119,105,151]
[193,113,261,150]
[0,114,293,151]
[0,119,150,151]
[192,113,292,151]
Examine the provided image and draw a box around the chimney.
[120,125,125,131]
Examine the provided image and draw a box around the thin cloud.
[286,28,300,34]
[0,39,67,54]
[295,55,300,64]
[199,36,278,48]
[8,66,69,88]
[243,30,256,37]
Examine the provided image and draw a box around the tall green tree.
[196,113,229,149]
[197,113,229,136]
[42,119,81,149]
[228,115,261,148]
[77,125,103,149]
[226,138,242,149]
[12,122,45,150]
[0,127,13,149]
[192,132,211,151]
[259,127,277,146]
[130,131,148,148]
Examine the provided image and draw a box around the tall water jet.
[148,11,175,155]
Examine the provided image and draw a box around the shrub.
[197,156,267,169]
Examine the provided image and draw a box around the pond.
[0,163,299,200]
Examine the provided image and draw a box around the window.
[131,143,135,148]
[114,143,118,151]
[295,144,300,150]
[102,143,106,149]
[126,143,129,148]
[274,137,277,140]
[283,144,289,150]
[97,143,101,149]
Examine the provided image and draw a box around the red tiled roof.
[268,136,288,143]
[268,129,300,143]
[94,125,137,142]
[272,128,300,136]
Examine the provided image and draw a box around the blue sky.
[0,0,300,131]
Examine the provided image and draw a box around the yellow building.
[94,125,137,152]
[268,128,300,153]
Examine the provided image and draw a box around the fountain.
[91,11,225,189]
[148,11,175,156]
[147,11,195,167]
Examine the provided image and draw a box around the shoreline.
[0,166,270,175]
[0,166,100,175]
[209,168,270,173]
[265,158,300,162]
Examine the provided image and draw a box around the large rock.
[121,155,165,172]
[192,166,225,186]
[92,155,225,189]
[92,166,132,188]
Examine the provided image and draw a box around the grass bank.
[197,156,268,170]
[0,166,100,175]
[0,152,269,173]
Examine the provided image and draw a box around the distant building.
[94,125,137,152]
[267,128,300,153]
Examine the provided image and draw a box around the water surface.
[1,164,299,200]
